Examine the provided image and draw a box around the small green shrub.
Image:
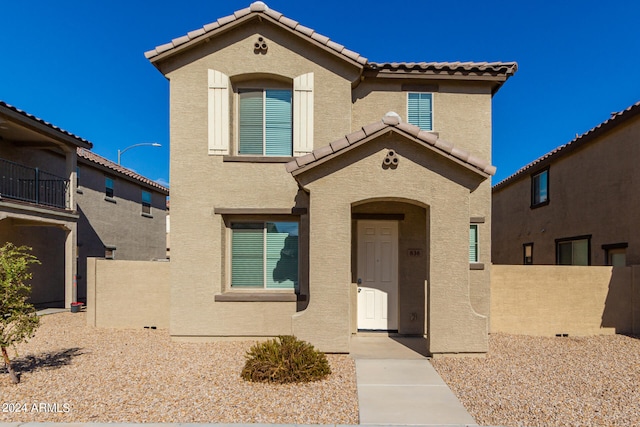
[241,335,331,383]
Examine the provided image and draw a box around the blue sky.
[2,1,639,185]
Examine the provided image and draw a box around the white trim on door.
[356,220,399,330]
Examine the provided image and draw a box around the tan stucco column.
[291,196,352,352]
[65,148,77,210]
[64,222,77,307]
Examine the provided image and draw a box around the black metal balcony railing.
[0,158,69,209]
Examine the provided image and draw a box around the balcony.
[0,158,69,210]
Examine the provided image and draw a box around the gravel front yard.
[3,313,639,426]
[432,333,640,427]
[0,312,358,424]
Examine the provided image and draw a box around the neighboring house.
[0,101,169,308]
[492,100,640,267]
[146,2,516,354]
[75,148,169,303]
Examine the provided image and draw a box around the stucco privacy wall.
[491,265,640,336]
[86,258,169,329]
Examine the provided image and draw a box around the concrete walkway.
[351,335,478,426]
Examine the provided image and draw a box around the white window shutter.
[293,72,314,156]
[208,69,230,155]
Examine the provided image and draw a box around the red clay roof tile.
[330,137,350,152]
[145,2,516,83]
[145,2,368,66]
[286,112,494,177]
[77,148,169,194]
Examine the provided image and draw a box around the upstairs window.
[556,236,590,265]
[231,221,298,289]
[469,224,479,263]
[142,190,151,215]
[407,93,433,131]
[531,169,549,207]
[105,177,114,198]
[239,89,292,156]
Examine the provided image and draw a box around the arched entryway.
[351,198,429,336]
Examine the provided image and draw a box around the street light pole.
[117,142,162,165]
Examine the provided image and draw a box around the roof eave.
[0,104,93,150]
[147,12,365,73]
[291,126,491,180]
[493,101,640,191]
[77,150,169,195]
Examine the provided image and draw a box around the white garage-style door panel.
[357,220,398,330]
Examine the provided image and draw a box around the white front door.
[357,220,398,330]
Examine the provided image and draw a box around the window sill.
[223,155,294,163]
[141,212,153,219]
[104,196,117,204]
[470,263,485,270]
[214,292,299,302]
[530,200,549,209]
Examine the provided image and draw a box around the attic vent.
[383,150,399,169]
[254,37,268,54]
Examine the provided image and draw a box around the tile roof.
[145,2,516,82]
[368,61,518,77]
[286,112,495,177]
[0,101,93,148]
[493,100,640,190]
[145,1,368,66]
[77,148,169,194]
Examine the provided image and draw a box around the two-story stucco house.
[493,100,640,267]
[146,2,516,354]
[0,101,169,308]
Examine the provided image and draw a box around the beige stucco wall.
[491,265,640,336]
[163,21,359,153]
[492,115,640,266]
[165,20,358,341]
[353,81,494,319]
[86,258,170,328]
[160,16,496,353]
[352,82,493,159]
[296,133,489,353]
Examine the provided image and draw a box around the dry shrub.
[241,335,331,383]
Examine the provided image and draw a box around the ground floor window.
[556,236,590,265]
[523,242,533,264]
[231,222,298,289]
